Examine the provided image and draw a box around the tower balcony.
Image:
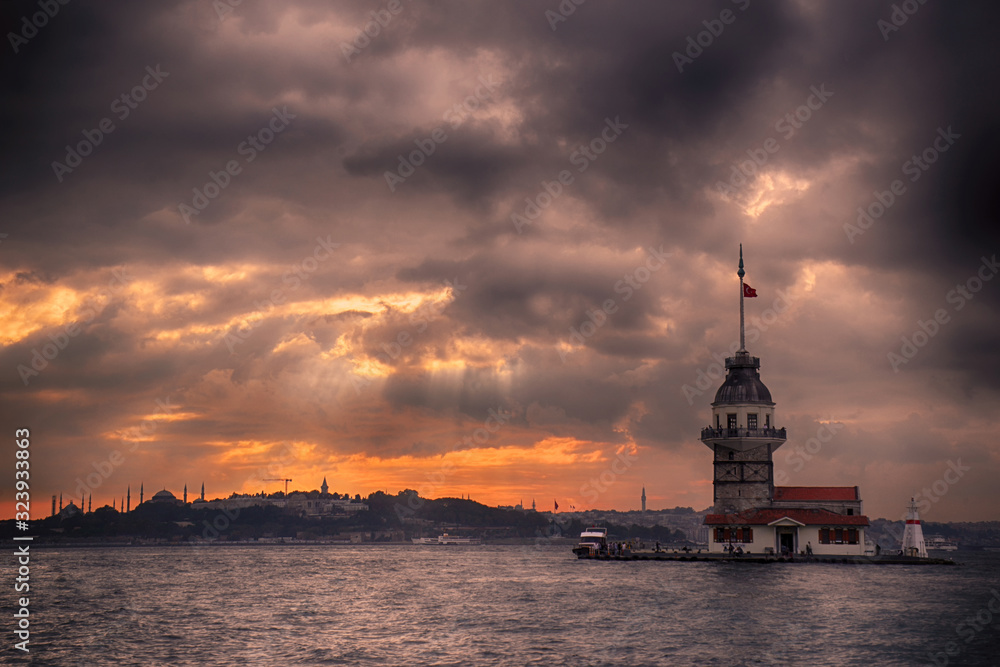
[700,426,787,453]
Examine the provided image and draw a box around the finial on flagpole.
[738,243,745,279]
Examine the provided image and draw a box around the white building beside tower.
[701,246,870,556]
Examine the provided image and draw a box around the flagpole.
[738,244,745,352]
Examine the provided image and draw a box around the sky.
[1,0,998,522]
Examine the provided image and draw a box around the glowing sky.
[2,0,999,521]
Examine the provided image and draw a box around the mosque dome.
[151,489,177,502]
[712,352,774,405]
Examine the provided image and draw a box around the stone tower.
[700,246,786,514]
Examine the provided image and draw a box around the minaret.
[59,493,63,511]
[321,477,329,496]
[201,482,205,501]
[184,484,188,504]
[51,495,56,517]
[88,494,92,513]
[113,498,116,511]
[127,485,131,512]
[140,483,143,505]
[641,486,647,512]
[901,498,928,558]
[701,246,786,514]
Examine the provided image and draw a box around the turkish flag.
[743,283,758,298]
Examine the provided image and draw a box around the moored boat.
[573,526,608,557]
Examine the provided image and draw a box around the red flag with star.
[743,283,757,298]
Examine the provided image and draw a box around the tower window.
[727,414,737,430]
[765,414,770,428]
[716,414,720,429]
[747,414,758,430]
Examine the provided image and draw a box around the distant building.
[59,502,81,519]
[701,247,869,556]
[149,489,183,506]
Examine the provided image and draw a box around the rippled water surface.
[9,545,1000,665]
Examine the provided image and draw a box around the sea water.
[8,545,1000,666]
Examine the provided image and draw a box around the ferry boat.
[925,536,959,551]
[572,526,608,557]
[411,533,481,545]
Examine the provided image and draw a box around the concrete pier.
[576,550,956,565]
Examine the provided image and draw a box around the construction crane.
[263,478,293,495]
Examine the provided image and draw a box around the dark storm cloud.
[2,0,1000,517]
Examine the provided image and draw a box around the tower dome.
[713,352,773,405]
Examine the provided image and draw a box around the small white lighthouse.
[901,498,928,558]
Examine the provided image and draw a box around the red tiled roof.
[705,508,869,526]
[773,486,859,502]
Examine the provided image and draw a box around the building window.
[716,414,720,428]
[818,527,859,545]
[747,414,758,430]
[714,527,753,543]
[727,414,737,430]
[765,414,770,428]
[847,508,854,516]
[728,451,734,461]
